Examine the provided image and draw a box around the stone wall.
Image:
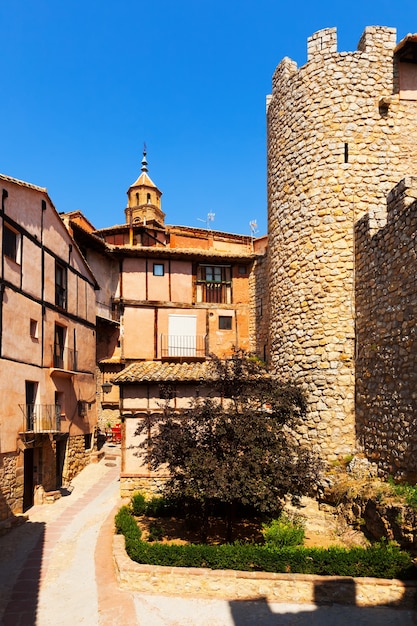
[267,26,417,462]
[355,177,417,479]
[0,452,21,521]
[120,474,167,499]
[249,250,269,362]
[113,535,417,608]
[62,435,94,485]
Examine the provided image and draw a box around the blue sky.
[2,1,417,236]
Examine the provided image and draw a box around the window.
[3,223,20,262]
[196,265,232,304]
[55,261,67,309]
[54,324,66,368]
[30,319,38,339]
[78,400,88,417]
[153,263,165,276]
[238,265,247,275]
[219,316,232,330]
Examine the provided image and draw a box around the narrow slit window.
[344,143,349,163]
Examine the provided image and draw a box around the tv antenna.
[197,212,215,230]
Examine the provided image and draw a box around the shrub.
[262,514,305,548]
[115,505,416,579]
[148,522,164,542]
[145,496,172,517]
[115,505,142,541]
[131,492,147,516]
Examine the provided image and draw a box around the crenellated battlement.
[307,27,337,61]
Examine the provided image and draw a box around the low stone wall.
[113,535,417,608]
[120,474,167,498]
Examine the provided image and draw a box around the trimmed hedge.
[115,507,416,580]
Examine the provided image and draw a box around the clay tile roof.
[112,360,218,384]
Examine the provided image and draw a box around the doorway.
[23,448,34,511]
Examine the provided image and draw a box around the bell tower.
[125,146,165,227]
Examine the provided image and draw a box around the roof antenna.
[197,212,215,230]
[249,219,258,251]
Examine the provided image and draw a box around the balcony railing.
[19,404,61,433]
[52,344,78,371]
[196,282,231,304]
[160,334,207,358]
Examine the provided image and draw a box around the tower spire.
[141,143,148,173]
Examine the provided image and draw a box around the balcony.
[160,334,207,358]
[196,282,231,304]
[19,404,61,433]
[51,344,78,372]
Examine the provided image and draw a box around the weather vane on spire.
[141,143,148,173]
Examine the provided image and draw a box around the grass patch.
[388,478,417,510]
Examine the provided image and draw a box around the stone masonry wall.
[267,26,417,462]
[356,177,417,480]
[62,435,93,485]
[0,452,22,521]
[249,251,270,362]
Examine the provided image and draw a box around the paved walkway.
[0,447,416,625]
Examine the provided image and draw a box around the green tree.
[138,350,320,542]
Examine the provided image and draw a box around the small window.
[30,319,38,339]
[78,400,88,417]
[55,261,67,309]
[153,263,164,276]
[3,223,20,263]
[238,265,247,275]
[219,316,232,330]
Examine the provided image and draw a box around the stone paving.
[0,446,416,625]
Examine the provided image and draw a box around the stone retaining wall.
[120,474,167,498]
[113,535,417,608]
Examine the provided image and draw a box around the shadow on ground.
[229,579,417,625]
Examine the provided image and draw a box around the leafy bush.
[125,539,414,580]
[115,505,142,541]
[145,496,173,517]
[262,514,305,548]
[116,506,415,579]
[131,492,147,516]
[148,522,164,542]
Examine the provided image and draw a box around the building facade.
[0,174,98,521]
[63,152,266,494]
[267,27,417,471]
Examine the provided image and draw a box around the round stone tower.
[267,26,417,461]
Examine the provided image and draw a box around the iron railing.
[197,282,231,304]
[160,334,207,358]
[52,344,78,370]
[19,404,61,433]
